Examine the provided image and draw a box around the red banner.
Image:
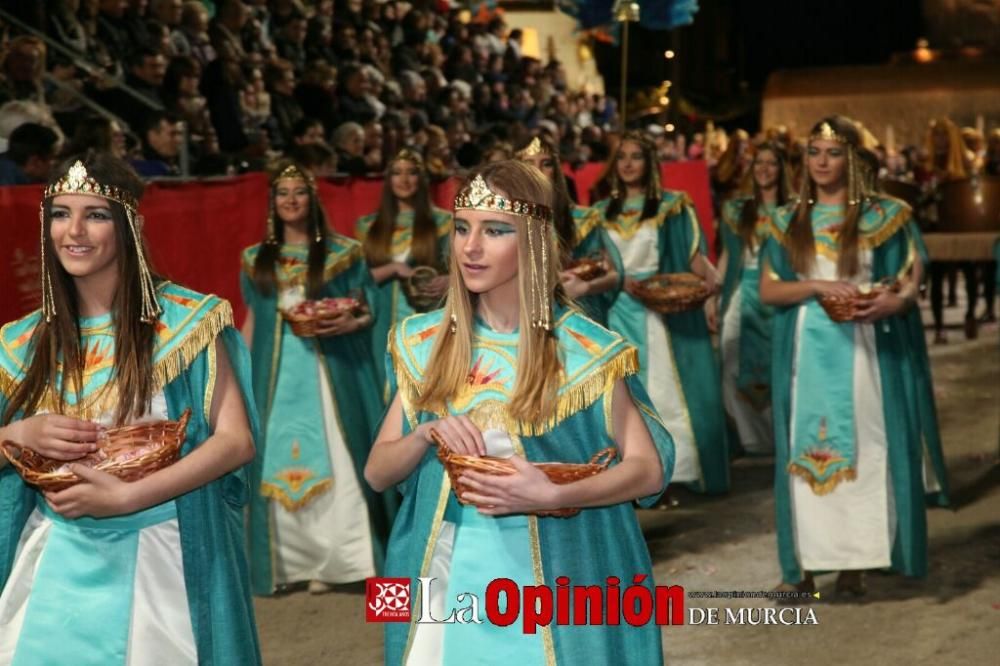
[0,163,712,326]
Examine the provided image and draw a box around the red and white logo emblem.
[366,578,412,622]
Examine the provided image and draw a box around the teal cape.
[569,205,624,326]
[595,191,729,493]
[382,308,675,665]
[356,208,452,393]
[764,198,928,583]
[240,236,396,595]
[719,197,776,414]
[0,282,262,664]
[900,219,951,506]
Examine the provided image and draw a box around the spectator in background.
[63,115,128,159]
[209,0,249,62]
[289,140,337,177]
[163,55,210,145]
[0,36,47,106]
[337,63,375,125]
[145,19,174,56]
[0,122,60,185]
[274,12,308,73]
[131,110,182,177]
[305,14,338,66]
[96,0,133,64]
[333,121,367,176]
[46,0,90,56]
[295,61,339,135]
[173,1,215,65]
[97,47,166,133]
[0,100,62,152]
[264,58,303,151]
[150,0,183,33]
[202,55,252,154]
[292,116,326,146]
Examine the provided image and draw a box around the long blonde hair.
[924,117,968,181]
[413,161,563,426]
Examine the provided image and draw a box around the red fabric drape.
[0,162,713,325]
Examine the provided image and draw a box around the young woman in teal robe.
[241,161,394,596]
[365,161,675,666]
[594,131,729,494]
[0,154,261,664]
[717,142,790,455]
[356,149,452,391]
[760,117,927,596]
[516,136,624,326]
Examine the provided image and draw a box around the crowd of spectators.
[0,0,630,184]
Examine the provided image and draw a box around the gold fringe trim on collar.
[787,462,857,496]
[260,478,333,511]
[574,208,601,244]
[392,345,640,437]
[0,301,231,415]
[0,365,16,401]
[153,299,233,389]
[859,205,910,250]
[242,243,361,287]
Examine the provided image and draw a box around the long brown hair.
[361,154,441,269]
[600,131,661,221]
[413,161,562,426]
[787,116,864,278]
[515,136,576,258]
[4,152,159,426]
[252,160,330,299]
[739,141,789,251]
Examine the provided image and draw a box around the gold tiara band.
[809,122,849,145]
[516,137,551,159]
[272,163,316,189]
[44,161,138,211]
[392,147,424,169]
[453,174,553,224]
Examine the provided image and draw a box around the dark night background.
[593,0,926,130]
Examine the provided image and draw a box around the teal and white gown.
[0,283,262,664]
[719,197,776,455]
[594,192,729,493]
[241,238,394,594]
[766,199,927,582]
[382,308,675,665]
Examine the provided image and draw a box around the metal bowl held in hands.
[404,265,443,311]
[2,409,192,492]
[632,272,713,314]
[281,297,364,337]
[431,428,616,518]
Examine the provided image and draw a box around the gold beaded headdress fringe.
[41,160,161,323]
[453,174,555,330]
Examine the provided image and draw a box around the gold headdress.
[809,122,848,145]
[453,173,554,330]
[392,147,425,169]
[515,137,550,159]
[42,160,161,324]
[271,163,316,190]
